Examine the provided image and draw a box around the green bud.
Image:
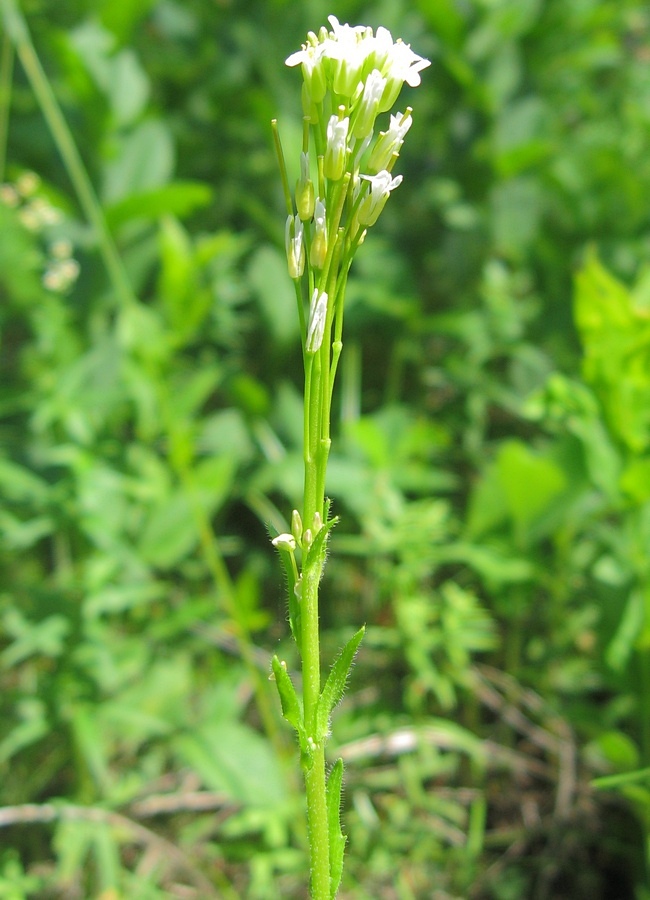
[291,509,303,545]
[296,152,315,221]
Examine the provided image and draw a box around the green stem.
[301,325,332,898]
[0,28,13,182]
[0,0,135,308]
[301,555,330,899]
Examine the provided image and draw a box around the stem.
[301,311,332,898]
[301,560,330,899]
[0,28,13,182]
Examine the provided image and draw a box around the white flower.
[367,110,413,172]
[285,17,430,111]
[325,15,371,96]
[389,41,430,87]
[379,40,430,111]
[357,170,403,226]
[285,40,327,103]
[327,15,367,41]
[324,114,349,180]
[306,289,328,353]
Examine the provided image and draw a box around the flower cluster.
[1,171,80,294]
[277,15,429,353]
[285,16,430,116]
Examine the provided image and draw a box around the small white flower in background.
[306,289,328,353]
[357,170,403,227]
[43,258,80,293]
[19,197,63,231]
[16,171,41,197]
[0,183,20,207]
[51,239,74,260]
[3,172,80,292]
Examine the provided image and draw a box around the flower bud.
[291,509,303,545]
[306,289,328,353]
[272,533,297,552]
[295,152,315,221]
[352,69,386,138]
[310,198,328,270]
[285,214,305,279]
[324,113,349,181]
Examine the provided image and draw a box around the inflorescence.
[277,15,430,352]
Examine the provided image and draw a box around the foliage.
[1,0,650,897]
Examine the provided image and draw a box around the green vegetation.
[1,0,650,897]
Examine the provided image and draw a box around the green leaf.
[102,118,174,204]
[592,766,650,791]
[316,626,364,743]
[271,536,301,654]
[271,656,303,734]
[326,758,346,900]
[248,245,299,345]
[497,440,566,535]
[606,589,645,672]
[304,515,339,573]
[105,181,213,228]
[174,721,285,807]
[574,251,650,453]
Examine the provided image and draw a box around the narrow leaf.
[273,544,301,654]
[327,758,346,899]
[316,626,365,742]
[271,656,302,733]
[304,515,339,572]
[288,576,302,656]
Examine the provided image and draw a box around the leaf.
[316,626,364,743]
[271,656,303,734]
[592,766,650,791]
[174,721,285,807]
[271,536,301,653]
[304,515,339,573]
[606,589,645,672]
[102,118,174,204]
[248,245,299,345]
[105,181,213,228]
[288,576,302,655]
[574,251,650,453]
[326,758,346,900]
[497,440,566,536]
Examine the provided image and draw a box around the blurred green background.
[2,0,650,897]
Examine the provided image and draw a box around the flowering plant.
[271,16,429,899]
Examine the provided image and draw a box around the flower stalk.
[271,15,429,898]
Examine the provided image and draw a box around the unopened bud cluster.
[279,16,429,354]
